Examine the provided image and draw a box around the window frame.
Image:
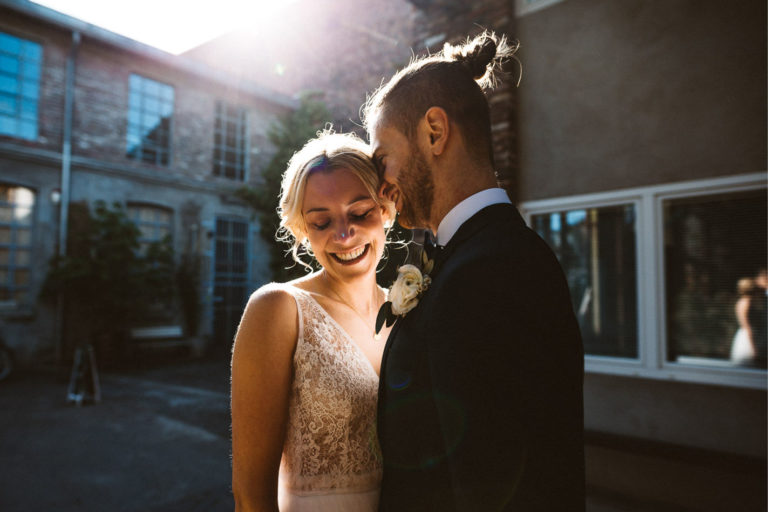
[520,172,766,389]
[212,100,249,181]
[0,183,36,309]
[125,73,174,167]
[125,202,174,251]
[514,0,567,17]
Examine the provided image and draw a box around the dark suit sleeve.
[425,244,583,510]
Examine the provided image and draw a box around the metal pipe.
[55,30,80,365]
[59,30,80,257]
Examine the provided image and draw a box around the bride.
[231,131,395,511]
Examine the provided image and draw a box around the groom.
[365,32,585,510]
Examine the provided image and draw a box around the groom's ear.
[421,107,449,157]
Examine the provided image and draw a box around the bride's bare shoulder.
[243,283,297,320]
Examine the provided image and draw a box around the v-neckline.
[294,287,381,378]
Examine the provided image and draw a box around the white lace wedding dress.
[278,285,382,511]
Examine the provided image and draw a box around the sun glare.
[31,0,289,54]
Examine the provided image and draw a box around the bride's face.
[302,168,388,280]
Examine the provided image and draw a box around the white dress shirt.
[435,187,512,246]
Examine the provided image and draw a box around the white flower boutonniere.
[375,251,434,336]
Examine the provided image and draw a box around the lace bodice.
[279,286,382,496]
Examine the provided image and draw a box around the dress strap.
[277,284,308,350]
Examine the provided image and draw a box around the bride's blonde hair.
[277,129,396,269]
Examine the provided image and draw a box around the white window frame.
[515,0,567,17]
[520,172,767,390]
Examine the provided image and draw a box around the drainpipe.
[55,30,80,364]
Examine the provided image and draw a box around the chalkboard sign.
[67,344,101,405]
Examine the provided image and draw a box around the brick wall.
[409,0,518,196]
[184,0,424,134]
[185,0,520,196]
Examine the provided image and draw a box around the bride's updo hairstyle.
[362,30,519,164]
[277,129,396,269]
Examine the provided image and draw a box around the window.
[664,190,766,369]
[0,31,42,140]
[126,204,173,253]
[532,204,638,358]
[213,101,248,180]
[515,0,566,16]
[126,74,174,166]
[0,185,34,306]
[522,173,766,389]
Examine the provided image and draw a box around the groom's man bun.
[363,30,519,164]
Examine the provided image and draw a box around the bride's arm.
[231,286,298,512]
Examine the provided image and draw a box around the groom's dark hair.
[362,31,519,164]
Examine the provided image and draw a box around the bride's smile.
[330,243,370,264]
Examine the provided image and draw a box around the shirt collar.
[435,187,512,246]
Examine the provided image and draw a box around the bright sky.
[32,0,291,54]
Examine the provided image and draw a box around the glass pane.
[20,41,42,62]
[16,228,30,245]
[0,95,14,115]
[20,59,40,80]
[15,249,30,265]
[21,80,38,99]
[139,208,154,222]
[0,115,15,136]
[0,55,18,74]
[0,206,11,222]
[533,204,638,358]
[20,98,37,119]
[0,269,7,284]
[144,79,160,97]
[14,269,28,285]
[18,120,36,140]
[0,33,21,54]
[0,227,9,243]
[0,248,9,264]
[664,189,767,369]
[0,75,18,94]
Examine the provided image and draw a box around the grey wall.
[515,0,766,201]
[585,373,767,458]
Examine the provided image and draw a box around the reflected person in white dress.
[231,131,395,511]
[730,277,757,365]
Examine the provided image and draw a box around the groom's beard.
[397,146,434,230]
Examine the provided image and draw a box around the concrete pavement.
[0,356,234,512]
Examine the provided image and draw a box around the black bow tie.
[423,233,443,261]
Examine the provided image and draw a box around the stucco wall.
[515,0,766,201]
[585,373,767,458]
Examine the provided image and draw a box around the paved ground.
[1,352,720,512]
[0,355,234,512]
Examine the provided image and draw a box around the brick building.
[0,0,296,363]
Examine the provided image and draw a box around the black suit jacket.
[377,203,585,511]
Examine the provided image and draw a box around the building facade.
[0,0,295,363]
[514,0,766,509]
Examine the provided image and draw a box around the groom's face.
[371,120,434,230]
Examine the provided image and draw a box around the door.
[212,217,249,347]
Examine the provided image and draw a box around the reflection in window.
[127,204,172,253]
[664,190,767,369]
[533,205,638,358]
[126,74,173,165]
[213,101,247,180]
[0,184,35,306]
[0,31,42,140]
